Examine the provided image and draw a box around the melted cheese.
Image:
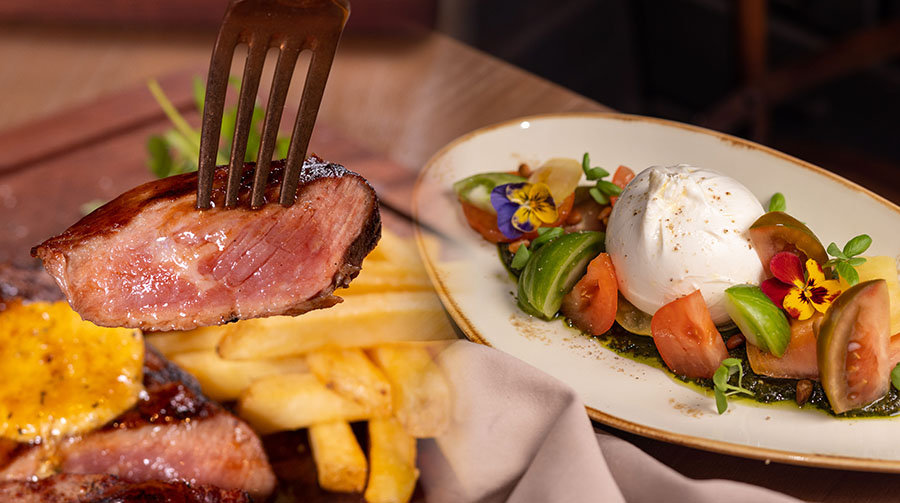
[0,301,144,442]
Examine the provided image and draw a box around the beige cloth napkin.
[419,341,800,503]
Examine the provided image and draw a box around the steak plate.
[0,330,276,500]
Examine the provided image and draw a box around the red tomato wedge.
[459,195,575,244]
[747,313,822,380]
[460,201,515,243]
[552,194,574,226]
[650,290,729,379]
[609,165,635,206]
[561,253,618,335]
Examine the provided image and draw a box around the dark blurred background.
[1,0,898,199]
[445,0,900,202]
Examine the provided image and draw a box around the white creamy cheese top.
[605,164,765,325]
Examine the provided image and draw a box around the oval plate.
[412,112,900,472]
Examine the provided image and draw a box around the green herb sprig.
[825,234,872,286]
[510,244,531,270]
[767,192,786,212]
[713,358,754,414]
[581,153,622,205]
[146,77,290,180]
[82,78,292,216]
[509,227,564,271]
[529,227,564,251]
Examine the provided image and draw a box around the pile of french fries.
[147,230,455,503]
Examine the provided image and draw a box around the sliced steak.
[32,156,381,331]
[0,473,250,503]
[0,346,276,500]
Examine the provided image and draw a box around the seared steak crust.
[0,473,250,502]
[32,156,381,331]
[104,347,217,430]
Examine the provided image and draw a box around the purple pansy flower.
[490,182,558,240]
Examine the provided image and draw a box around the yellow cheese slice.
[0,301,144,442]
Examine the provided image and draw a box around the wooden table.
[1,25,897,503]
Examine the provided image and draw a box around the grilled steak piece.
[32,156,381,331]
[0,473,250,503]
[0,346,276,500]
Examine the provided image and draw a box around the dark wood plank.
[0,68,418,265]
[0,68,199,176]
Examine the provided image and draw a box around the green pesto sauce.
[498,244,519,279]
[498,243,900,417]
[592,322,900,418]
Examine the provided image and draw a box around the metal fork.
[196,0,350,209]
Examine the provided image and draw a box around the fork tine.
[197,29,239,209]
[224,36,270,207]
[279,42,340,207]
[250,42,302,208]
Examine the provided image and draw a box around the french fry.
[364,229,423,269]
[382,340,455,356]
[146,327,224,357]
[170,350,308,402]
[238,373,371,433]
[308,421,368,493]
[218,292,455,360]
[340,261,433,296]
[306,348,392,417]
[364,417,418,503]
[369,345,451,438]
[140,225,446,500]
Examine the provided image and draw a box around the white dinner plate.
[412,112,900,471]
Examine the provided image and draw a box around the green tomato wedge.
[517,279,548,318]
[517,231,605,320]
[452,173,526,213]
[748,211,828,275]
[818,279,891,414]
[723,284,791,357]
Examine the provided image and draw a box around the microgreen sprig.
[82,78,293,216]
[510,227,564,271]
[530,227,564,251]
[510,244,531,270]
[713,358,753,414]
[582,152,623,205]
[145,77,290,180]
[825,234,872,286]
[79,199,106,216]
[768,192,786,212]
